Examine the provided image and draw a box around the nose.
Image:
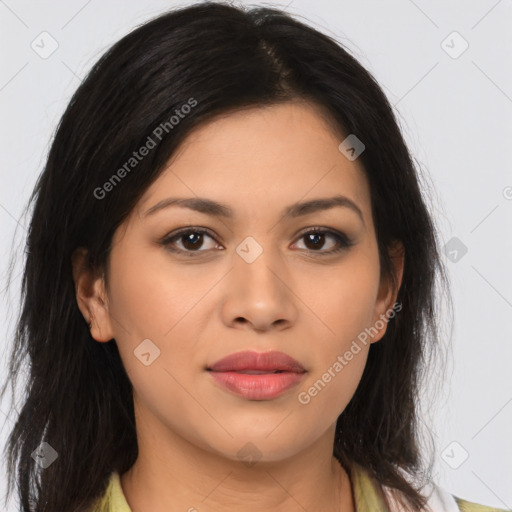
[220,246,298,332]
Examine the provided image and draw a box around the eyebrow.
[143,195,364,224]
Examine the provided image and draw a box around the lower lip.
[208,371,305,400]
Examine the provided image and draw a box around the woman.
[1,2,508,511]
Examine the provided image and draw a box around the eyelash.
[159,226,354,257]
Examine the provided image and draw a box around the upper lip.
[207,350,306,373]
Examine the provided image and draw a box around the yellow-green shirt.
[91,464,511,512]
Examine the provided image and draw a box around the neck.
[120,418,355,512]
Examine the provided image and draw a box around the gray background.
[1,0,511,510]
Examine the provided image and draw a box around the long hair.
[1,2,451,510]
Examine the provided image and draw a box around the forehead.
[135,101,372,225]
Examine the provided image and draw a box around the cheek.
[105,245,211,393]
[106,246,201,341]
[299,347,368,414]
[296,310,371,431]
[293,250,379,414]
[106,252,205,434]
[302,250,380,343]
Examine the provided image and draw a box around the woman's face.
[77,100,403,464]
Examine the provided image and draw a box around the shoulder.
[349,461,510,512]
[89,472,132,512]
[453,495,511,512]
[398,479,511,512]
[405,480,511,512]
[420,478,511,512]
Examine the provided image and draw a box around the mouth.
[206,350,306,400]
[221,369,286,374]
[207,350,306,373]
[207,370,306,400]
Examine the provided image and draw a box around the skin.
[73,100,404,512]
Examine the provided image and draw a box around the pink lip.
[207,350,306,400]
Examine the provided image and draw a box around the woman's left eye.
[159,227,353,256]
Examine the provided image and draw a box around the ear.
[370,240,405,344]
[71,247,115,342]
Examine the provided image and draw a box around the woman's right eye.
[160,228,220,254]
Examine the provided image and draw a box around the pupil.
[306,233,324,250]
[183,232,202,250]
